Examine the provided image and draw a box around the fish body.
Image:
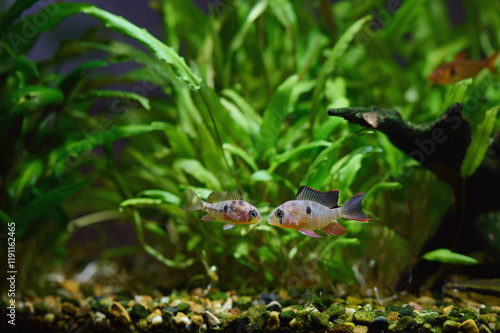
[182,188,262,229]
[267,186,369,237]
[443,279,500,306]
[430,51,498,85]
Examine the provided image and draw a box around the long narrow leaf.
[460,106,498,178]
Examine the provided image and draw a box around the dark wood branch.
[327,103,471,188]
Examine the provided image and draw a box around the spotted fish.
[267,186,369,237]
[182,188,262,230]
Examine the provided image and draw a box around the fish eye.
[249,210,258,218]
[275,209,283,219]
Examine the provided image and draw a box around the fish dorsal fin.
[455,50,468,59]
[207,189,242,203]
[295,186,339,208]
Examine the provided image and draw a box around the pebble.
[95,311,106,324]
[23,301,34,315]
[347,296,363,305]
[131,304,148,319]
[461,319,480,333]
[289,317,303,330]
[266,300,282,312]
[479,324,492,333]
[370,315,390,332]
[443,320,460,333]
[353,310,377,324]
[160,296,170,305]
[443,305,454,314]
[62,302,77,315]
[266,311,280,331]
[345,307,356,317]
[110,301,131,324]
[174,312,190,326]
[44,313,55,325]
[354,324,369,333]
[221,298,233,311]
[310,312,330,330]
[203,310,220,328]
[191,314,203,326]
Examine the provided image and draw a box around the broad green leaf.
[14,179,90,238]
[443,78,472,108]
[365,181,402,199]
[258,75,299,160]
[422,248,478,265]
[58,60,108,97]
[75,89,151,110]
[0,55,38,77]
[144,222,170,238]
[136,190,182,206]
[5,3,202,89]
[119,198,165,211]
[2,86,63,114]
[461,106,498,178]
[187,234,202,252]
[223,143,259,172]
[0,210,13,225]
[221,89,262,126]
[229,0,268,53]
[174,159,221,190]
[10,158,44,205]
[269,140,331,172]
[0,0,39,37]
[311,15,372,125]
[304,129,370,187]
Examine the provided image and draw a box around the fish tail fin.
[182,188,204,211]
[485,51,498,74]
[340,193,370,221]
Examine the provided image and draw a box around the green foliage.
[1,0,499,292]
[460,106,498,178]
[422,249,478,265]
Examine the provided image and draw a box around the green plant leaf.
[136,190,182,206]
[4,3,202,89]
[0,55,39,77]
[460,106,498,178]
[119,198,164,211]
[269,140,331,172]
[422,248,478,265]
[2,86,63,114]
[258,75,299,160]
[443,78,472,108]
[0,0,39,37]
[14,179,91,238]
[303,129,370,188]
[310,15,372,127]
[58,60,108,97]
[223,143,258,172]
[75,89,151,110]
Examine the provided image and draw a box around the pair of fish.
[182,186,369,237]
[430,50,498,85]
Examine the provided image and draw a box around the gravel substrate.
[4,284,500,333]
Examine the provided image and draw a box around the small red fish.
[430,51,498,85]
[182,188,262,230]
[267,186,369,238]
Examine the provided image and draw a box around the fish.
[182,188,262,230]
[442,278,500,306]
[430,50,498,85]
[267,186,369,238]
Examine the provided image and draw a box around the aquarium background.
[1,0,499,302]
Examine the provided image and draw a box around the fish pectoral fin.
[201,214,216,221]
[223,223,236,230]
[298,230,322,238]
[322,222,347,236]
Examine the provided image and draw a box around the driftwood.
[328,103,500,292]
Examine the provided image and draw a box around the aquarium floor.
[6,278,500,333]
